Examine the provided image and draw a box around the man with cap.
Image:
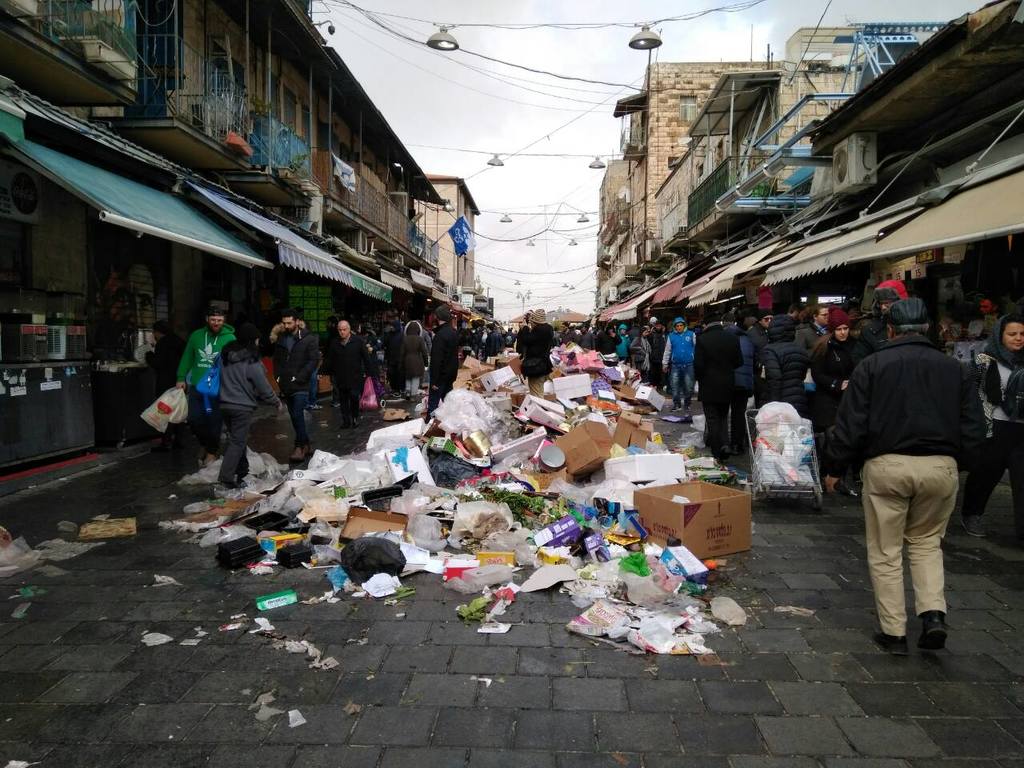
[694,311,743,461]
[647,318,667,391]
[852,279,907,364]
[825,298,985,654]
[176,306,236,466]
[747,309,772,406]
[427,305,459,417]
[662,317,697,417]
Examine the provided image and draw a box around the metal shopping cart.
[745,408,823,510]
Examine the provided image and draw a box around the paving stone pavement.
[1,404,1022,767]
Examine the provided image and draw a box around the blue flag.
[447,215,477,256]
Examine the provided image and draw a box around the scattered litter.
[10,586,45,598]
[36,564,69,577]
[477,622,512,634]
[35,539,103,562]
[773,605,815,617]
[152,575,182,587]
[250,691,284,722]
[255,589,298,611]
[4,761,40,768]
[219,622,246,632]
[288,709,306,728]
[78,518,136,540]
[11,603,30,619]
[343,702,363,716]
[470,676,493,687]
[141,632,174,646]
[362,573,401,598]
[249,617,275,634]
[710,597,747,626]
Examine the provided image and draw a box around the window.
[283,88,298,130]
[680,95,697,122]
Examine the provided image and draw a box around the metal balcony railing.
[687,154,776,228]
[3,0,138,79]
[129,34,248,143]
[250,113,310,176]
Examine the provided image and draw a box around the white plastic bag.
[0,537,41,577]
[710,596,747,626]
[443,564,516,594]
[407,514,447,552]
[140,387,187,432]
[451,501,513,541]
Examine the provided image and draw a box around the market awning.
[409,269,435,293]
[763,209,924,286]
[379,269,414,295]
[431,288,450,303]
[7,140,271,269]
[187,182,392,302]
[677,265,730,303]
[650,272,688,305]
[687,241,787,307]
[600,283,660,322]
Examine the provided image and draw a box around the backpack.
[194,355,222,414]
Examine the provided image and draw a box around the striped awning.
[380,269,415,294]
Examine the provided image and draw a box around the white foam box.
[478,365,520,392]
[634,384,667,412]
[551,373,593,400]
[491,427,549,462]
[603,453,688,484]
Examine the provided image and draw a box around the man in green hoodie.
[176,306,236,465]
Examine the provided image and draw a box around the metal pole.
[173,0,180,102]
[244,0,249,93]
[266,11,272,171]
[327,76,332,195]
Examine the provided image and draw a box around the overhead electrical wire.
[409,144,621,159]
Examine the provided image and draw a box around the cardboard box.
[613,412,642,448]
[478,366,520,392]
[340,507,409,539]
[551,373,592,400]
[633,481,752,558]
[634,385,667,412]
[554,421,613,478]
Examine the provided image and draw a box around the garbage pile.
[163,345,757,657]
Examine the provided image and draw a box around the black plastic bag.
[339,537,407,584]
[428,451,482,489]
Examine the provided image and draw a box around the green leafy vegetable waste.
[456,596,490,623]
[619,552,652,577]
[481,488,548,524]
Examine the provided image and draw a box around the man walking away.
[273,308,319,462]
[176,307,235,466]
[694,313,743,461]
[326,320,372,429]
[520,309,556,397]
[428,305,459,417]
[148,320,186,451]
[484,322,504,359]
[662,317,696,417]
[385,319,405,395]
[853,280,908,364]
[826,298,985,654]
[218,323,281,488]
[724,311,755,455]
[401,321,429,402]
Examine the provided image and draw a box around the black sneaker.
[918,611,947,650]
[961,516,985,538]
[873,632,909,656]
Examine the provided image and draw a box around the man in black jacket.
[427,305,459,417]
[325,320,373,430]
[647,319,667,391]
[273,308,319,462]
[826,299,985,654]
[694,314,743,461]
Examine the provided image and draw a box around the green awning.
[6,140,271,269]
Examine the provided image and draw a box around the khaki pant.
[862,454,958,636]
[528,375,548,397]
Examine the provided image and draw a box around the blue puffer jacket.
[666,329,696,365]
[727,324,755,391]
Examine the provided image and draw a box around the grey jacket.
[219,342,281,410]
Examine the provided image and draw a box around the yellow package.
[477,551,516,566]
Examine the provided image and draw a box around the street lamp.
[443,199,454,213]
[526,239,536,247]
[569,239,579,246]
[426,26,459,51]
[487,154,504,167]
[589,156,606,169]
[628,26,662,50]
[577,213,590,223]
[500,213,512,223]
[516,290,532,316]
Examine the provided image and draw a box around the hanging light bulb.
[526,239,536,247]
[589,156,606,169]
[569,239,579,246]
[426,26,459,51]
[487,154,505,167]
[442,199,454,213]
[500,213,512,223]
[577,213,590,223]
[628,25,662,50]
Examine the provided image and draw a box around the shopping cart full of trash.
[745,404,823,510]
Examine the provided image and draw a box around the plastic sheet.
[198,525,252,548]
[407,514,447,552]
[710,596,747,626]
[428,452,483,489]
[0,537,41,577]
[432,389,507,443]
[443,564,516,594]
[451,501,514,541]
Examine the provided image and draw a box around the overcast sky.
[319,0,981,320]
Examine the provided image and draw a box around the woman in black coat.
[519,309,555,396]
[596,324,619,356]
[809,307,855,432]
[761,314,810,416]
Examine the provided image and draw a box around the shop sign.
[0,159,41,223]
[944,243,967,264]
[915,248,941,264]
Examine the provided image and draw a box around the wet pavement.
[1,401,1023,768]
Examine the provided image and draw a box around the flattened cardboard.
[520,563,578,592]
[633,481,751,558]
[554,421,613,478]
[78,517,137,540]
[340,507,408,539]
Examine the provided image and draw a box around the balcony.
[250,113,310,177]
[116,34,250,170]
[620,124,645,159]
[0,0,138,105]
[313,148,433,266]
[688,157,738,229]
[600,201,629,245]
[687,154,791,242]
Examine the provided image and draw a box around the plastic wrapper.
[621,572,675,606]
[308,521,340,547]
[443,564,516,594]
[407,514,447,552]
[432,389,508,444]
[390,489,434,517]
[755,401,802,427]
[0,537,41,577]
[197,524,252,548]
[338,537,406,584]
[678,431,705,452]
[627,613,688,654]
[429,452,483,489]
[482,527,535,566]
[710,596,747,626]
[451,501,514,541]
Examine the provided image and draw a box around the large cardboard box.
[633,481,751,558]
[612,412,653,448]
[555,421,613,478]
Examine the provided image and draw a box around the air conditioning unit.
[832,132,877,193]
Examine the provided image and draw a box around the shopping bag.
[371,376,386,400]
[141,387,184,433]
[162,386,189,423]
[360,377,379,411]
